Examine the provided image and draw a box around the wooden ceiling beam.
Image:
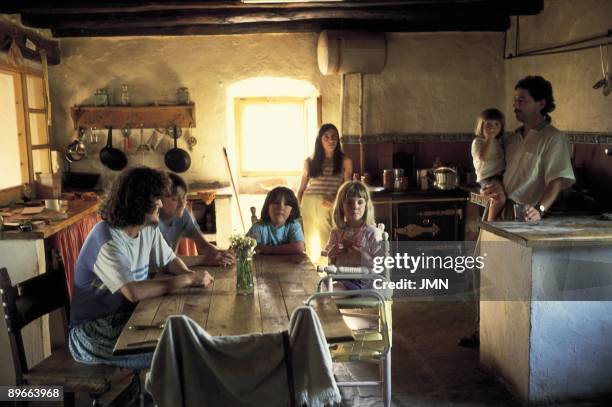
[1,0,544,15]
[22,4,512,29]
[50,16,511,37]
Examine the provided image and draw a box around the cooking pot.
[65,128,87,163]
[433,167,458,190]
[164,125,191,173]
[99,127,128,171]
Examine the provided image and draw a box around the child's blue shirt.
[247,220,304,246]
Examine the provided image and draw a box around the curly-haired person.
[69,167,213,369]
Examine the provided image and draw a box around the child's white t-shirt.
[471,136,505,183]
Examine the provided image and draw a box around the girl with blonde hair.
[325,181,382,289]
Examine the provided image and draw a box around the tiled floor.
[336,299,519,406]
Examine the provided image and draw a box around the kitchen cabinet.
[70,104,196,129]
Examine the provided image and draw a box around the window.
[235,96,319,176]
[0,65,50,191]
[26,74,51,175]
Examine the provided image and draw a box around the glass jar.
[177,87,190,105]
[236,249,254,295]
[22,183,34,200]
[94,89,109,106]
[383,169,394,191]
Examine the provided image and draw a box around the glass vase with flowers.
[229,234,256,295]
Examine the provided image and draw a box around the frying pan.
[99,127,128,171]
[164,125,191,173]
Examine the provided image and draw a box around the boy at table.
[159,172,235,267]
[69,167,214,369]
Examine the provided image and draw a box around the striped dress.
[301,162,344,259]
[303,164,344,198]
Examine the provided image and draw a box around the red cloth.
[176,201,198,256]
[177,237,198,256]
[51,212,101,299]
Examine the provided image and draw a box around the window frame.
[0,61,49,195]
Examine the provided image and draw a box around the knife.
[128,323,165,330]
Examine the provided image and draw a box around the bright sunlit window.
[227,77,319,180]
[0,70,25,189]
[0,66,51,191]
[236,97,314,176]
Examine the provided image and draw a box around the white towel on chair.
[289,306,341,406]
[145,307,340,407]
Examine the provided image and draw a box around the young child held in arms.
[325,181,383,290]
[247,187,306,254]
[471,108,507,221]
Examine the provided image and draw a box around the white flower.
[229,234,257,253]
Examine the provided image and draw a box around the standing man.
[483,75,575,220]
[69,167,214,369]
[460,76,576,348]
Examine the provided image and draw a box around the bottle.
[120,84,129,106]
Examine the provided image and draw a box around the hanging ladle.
[136,124,152,153]
[593,43,611,96]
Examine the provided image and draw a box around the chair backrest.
[250,206,259,225]
[0,267,70,383]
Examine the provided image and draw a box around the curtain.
[51,212,101,299]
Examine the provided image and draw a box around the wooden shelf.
[70,105,196,129]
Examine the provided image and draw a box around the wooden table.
[113,254,354,355]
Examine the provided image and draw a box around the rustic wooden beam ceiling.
[1,0,544,37]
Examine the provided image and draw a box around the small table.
[113,253,354,355]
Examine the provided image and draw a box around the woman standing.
[297,123,352,259]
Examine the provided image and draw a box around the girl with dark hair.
[297,123,352,259]
[471,108,506,221]
[159,172,235,267]
[247,186,305,254]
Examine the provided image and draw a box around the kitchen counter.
[0,199,100,240]
[478,218,612,404]
[479,216,612,247]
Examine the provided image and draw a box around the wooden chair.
[0,267,140,406]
